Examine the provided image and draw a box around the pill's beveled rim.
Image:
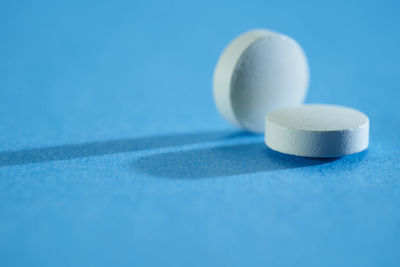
[265,142,368,158]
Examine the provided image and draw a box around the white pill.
[213,29,309,133]
[265,104,369,157]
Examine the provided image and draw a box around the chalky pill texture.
[213,29,309,133]
[265,104,369,158]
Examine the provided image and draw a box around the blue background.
[1,0,399,266]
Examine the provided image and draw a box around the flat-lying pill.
[265,104,369,157]
[213,29,309,133]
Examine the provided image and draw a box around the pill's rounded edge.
[212,29,274,130]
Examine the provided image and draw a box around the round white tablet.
[213,29,309,133]
[265,104,369,157]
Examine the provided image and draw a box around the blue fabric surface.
[1,0,399,266]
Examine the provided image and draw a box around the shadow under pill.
[132,142,337,179]
[0,130,252,167]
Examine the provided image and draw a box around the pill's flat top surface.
[1,1,400,267]
[267,104,369,131]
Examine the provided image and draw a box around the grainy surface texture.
[0,1,399,267]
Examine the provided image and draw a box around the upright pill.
[213,29,309,133]
[265,104,369,157]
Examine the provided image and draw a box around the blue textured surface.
[1,1,400,266]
